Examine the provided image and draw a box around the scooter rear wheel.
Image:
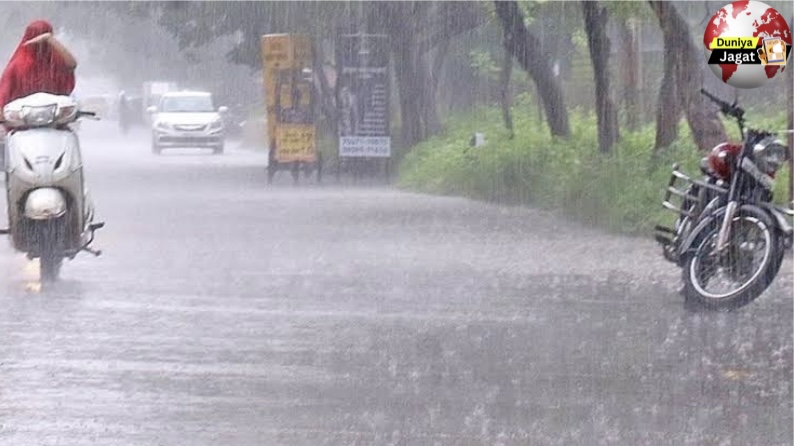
[40,253,62,283]
[38,221,63,283]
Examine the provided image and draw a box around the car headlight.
[155,121,171,130]
[753,136,789,174]
[208,120,223,131]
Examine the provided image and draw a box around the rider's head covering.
[0,19,75,109]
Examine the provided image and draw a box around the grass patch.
[398,104,791,236]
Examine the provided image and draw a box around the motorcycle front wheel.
[682,206,782,310]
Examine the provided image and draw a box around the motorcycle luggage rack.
[661,164,728,219]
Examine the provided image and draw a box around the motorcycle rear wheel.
[682,206,782,310]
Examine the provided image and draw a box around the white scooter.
[0,92,104,282]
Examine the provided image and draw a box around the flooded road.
[0,122,790,445]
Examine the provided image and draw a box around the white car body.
[149,91,227,154]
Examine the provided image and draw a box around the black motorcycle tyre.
[682,205,782,310]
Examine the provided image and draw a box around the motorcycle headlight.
[753,136,789,174]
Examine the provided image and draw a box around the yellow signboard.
[275,125,316,162]
[261,34,316,164]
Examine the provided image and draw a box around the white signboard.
[339,136,391,157]
[337,34,391,159]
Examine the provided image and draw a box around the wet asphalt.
[0,121,790,445]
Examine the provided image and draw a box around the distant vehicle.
[142,81,178,121]
[147,91,228,155]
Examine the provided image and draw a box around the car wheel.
[213,144,224,155]
[151,141,161,155]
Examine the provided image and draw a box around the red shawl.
[0,20,75,109]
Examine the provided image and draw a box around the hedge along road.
[0,121,789,445]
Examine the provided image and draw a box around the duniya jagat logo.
[704,0,791,89]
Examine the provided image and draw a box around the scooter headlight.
[3,107,24,124]
[753,136,789,175]
[21,104,57,126]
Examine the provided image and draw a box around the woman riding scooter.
[0,20,102,283]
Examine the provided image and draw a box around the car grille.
[174,124,207,132]
[160,136,217,144]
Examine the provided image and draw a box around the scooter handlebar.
[77,110,99,120]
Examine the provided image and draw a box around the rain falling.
[0,1,790,445]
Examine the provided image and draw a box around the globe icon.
[703,0,791,89]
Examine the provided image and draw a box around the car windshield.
[160,95,214,113]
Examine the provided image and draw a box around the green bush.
[398,106,792,235]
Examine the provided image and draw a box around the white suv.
[148,91,227,154]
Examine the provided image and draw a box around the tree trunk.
[313,44,339,138]
[654,40,682,149]
[494,0,570,138]
[376,1,441,148]
[431,39,450,98]
[392,39,424,147]
[617,18,641,131]
[418,53,442,136]
[649,1,727,152]
[499,49,515,138]
[582,1,619,153]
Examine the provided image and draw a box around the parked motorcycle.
[0,92,105,282]
[655,89,793,310]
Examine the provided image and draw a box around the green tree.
[494,0,570,138]
[647,1,726,152]
[582,1,619,152]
